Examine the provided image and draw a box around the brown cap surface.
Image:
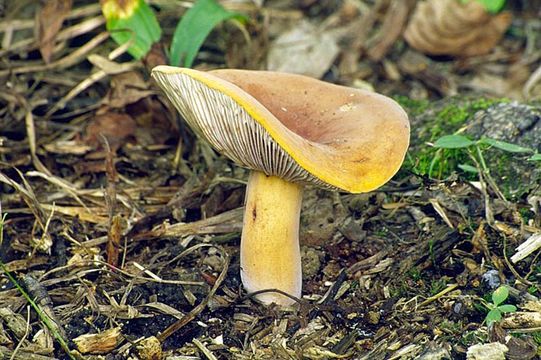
[152,66,410,193]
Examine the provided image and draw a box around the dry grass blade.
[160,207,243,238]
[0,31,109,77]
[26,171,88,210]
[0,264,75,360]
[4,93,51,176]
[40,204,107,224]
[0,169,47,229]
[192,338,218,360]
[157,244,230,342]
[45,41,137,117]
[0,345,57,360]
[24,110,51,177]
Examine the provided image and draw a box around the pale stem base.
[240,171,303,305]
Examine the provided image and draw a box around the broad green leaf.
[460,0,506,13]
[458,164,478,173]
[479,138,533,153]
[528,154,541,161]
[101,0,161,59]
[170,0,247,67]
[498,304,517,313]
[492,286,509,306]
[486,309,502,324]
[433,135,474,149]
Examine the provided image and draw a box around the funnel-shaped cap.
[151,66,410,193]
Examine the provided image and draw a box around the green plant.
[532,331,541,346]
[403,98,506,177]
[408,267,422,281]
[429,278,447,296]
[482,286,517,325]
[529,154,541,162]
[432,134,539,178]
[101,0,161,59]
[461,0,506,13]
[0,210,75,359]
[101,0,247,66]
[170,0,247,67]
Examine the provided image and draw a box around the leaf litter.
[0,0,541,359]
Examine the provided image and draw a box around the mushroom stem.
[240,171,303,305]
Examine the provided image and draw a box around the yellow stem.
[240,171,303,305]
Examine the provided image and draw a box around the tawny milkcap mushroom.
[151,66,410,305]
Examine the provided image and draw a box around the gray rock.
[467,102,541,151]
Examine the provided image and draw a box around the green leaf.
[492,286,509,306]
[486,309,502,324]
[433,135,474,149]
[479,138,533,154]
[498,304,517,313]
[170,0,247,67]
[528,154,541,161]
[473,0,506,13]
[458,164,479,173]
[460,0,506,13]
[102,0,162,59]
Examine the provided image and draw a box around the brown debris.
[73,327,122,354]
[1,1,541,359]
[37,0,73,63]
[135,336,162,360]
[102,71,154,109]
[84,112,137,151]
[366,0,416,61]
[0,308,27,340]
[0,346,57,360]
[404,0,512,57]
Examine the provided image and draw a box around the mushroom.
[151,66,410,305]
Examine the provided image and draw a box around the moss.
[460,329,488,347]
[428,98,506,143]
[408,266,421,281]
[429,278,447,296]
[519,207,535,223]
[404,97,510,178]
[393,95,429,116]
[530,331,541,347]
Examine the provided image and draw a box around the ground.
[1,1,541,359]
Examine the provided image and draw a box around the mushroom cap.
[151,66,410,193]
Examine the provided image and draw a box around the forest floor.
[1,1,541,359]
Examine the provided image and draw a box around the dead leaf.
[366,0,416,61]
[267,20,340,79]
[38,0,73,63]
[84,112,136,151]
[129,98,178,146]
[467,62,531,100]
[404,0,512,57]
[101,71,154,109]
[143,42,168,72]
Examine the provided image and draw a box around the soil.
[1,1,541,360]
